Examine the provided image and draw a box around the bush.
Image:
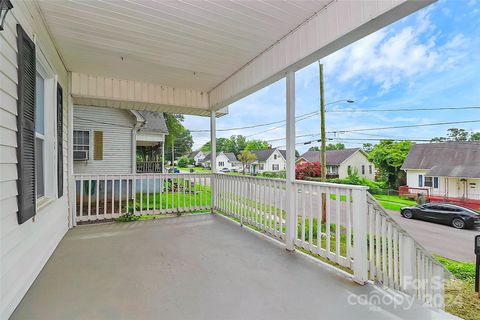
[115,212,140,222]
[261,171,286,178]
[177,156,190,168]
[295,161,321,180]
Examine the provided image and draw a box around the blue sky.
[184,0,480,153]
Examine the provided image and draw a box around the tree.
[431,128,480,142]
[368,140,413,188]
[326,143,345,150]
[177,156,190,168]
[362,143,374,153]
[164,113,193,162]
[308,146,320,151]
[245,139,270,151]
[237,150,256,175]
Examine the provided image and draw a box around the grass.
[372,194,417,211]
[435,256,479,320]
[131,182,211,212]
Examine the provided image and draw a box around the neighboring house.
[189,150,209,166]
[401,142,480,208]
[296,148,375,179]
[248,149,287,174]
[200,152,241,172]
[73,106,168,175]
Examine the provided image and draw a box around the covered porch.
[11,214,453,320]
[1,0,450,319]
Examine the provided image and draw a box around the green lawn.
[372,194,417,211]
[435,256,479,320]
[131,182,211,212]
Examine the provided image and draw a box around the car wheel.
[402,210,413,219]
[451,218,466,229]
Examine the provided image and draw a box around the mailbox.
[476,235,480,293]
[476,235,480,255]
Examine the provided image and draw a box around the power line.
[262,119,480,142]
[326,106,480,113]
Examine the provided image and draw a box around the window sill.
[36,196,54,212]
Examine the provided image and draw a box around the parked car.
[400,203,480,229]
[220,168,230,173]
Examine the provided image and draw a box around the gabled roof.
[250,149,286,162]
[299,148,360,165]
[401,142,480,171]
[199,152,212,162]
[426,165,480,179]
[189,151,201,158]
[223,152,238,162]
[136,111,169,134]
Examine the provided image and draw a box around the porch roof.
[35,0,432,115]
[11,214,455,320]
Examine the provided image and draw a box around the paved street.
[385,209,479,262]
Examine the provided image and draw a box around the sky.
[183,0,480,154]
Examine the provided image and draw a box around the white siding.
[264,150,286,172]
[339,151,376,180]
[0,1,70,318]
[215,153,240,172]
[73,105,135,175]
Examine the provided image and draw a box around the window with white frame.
[272,164,279,171]
[218,161,225,167]
[35,54,56,201]
[361,165,365,175]
[73,131,90,160]
[424,176,433,187]
[259,164,264,170]
[274,154,277,159]
[35,72,45,198]
[369,165,372,174]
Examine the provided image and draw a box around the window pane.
[36,138,45,198]
[35,72,45,135]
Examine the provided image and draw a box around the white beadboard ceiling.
[37,0,331,90]
[36,0,433,112]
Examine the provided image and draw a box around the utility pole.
[172,140,175,167]
[319,62,327,223]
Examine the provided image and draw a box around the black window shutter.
[57,83,63,198]
[16,24,36,224]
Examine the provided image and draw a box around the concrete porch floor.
[11,214,455,320]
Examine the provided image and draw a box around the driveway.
[385,209,479,262]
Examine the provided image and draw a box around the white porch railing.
[73,172,447,308]
[213,174,447,309]
[74,173,212,222]
[136,161,163,173]
[214,174,286,240]
[366,194,447,308]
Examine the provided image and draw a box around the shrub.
[115,212,140,222]
[261,171,286,178]
[177,156,190,168]
[295,161,321,180]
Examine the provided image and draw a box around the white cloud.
[321,8,468,93]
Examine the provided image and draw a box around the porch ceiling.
[36,0,433,112]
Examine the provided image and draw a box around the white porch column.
[210,111,216,212]
[285,70,296,251]
[162,141,165,173]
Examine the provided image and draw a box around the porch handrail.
[366,193,450,308]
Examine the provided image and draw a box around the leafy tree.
[326,143,345,150]
[177,156,190,168]
[245,139,270,151]
[368,140,413,188]
[308,146,320,151]
[237,150,256,175]
[362,143,374,153]
[471,132,480,141]
[431,128,480,142]
[164,114,193,162]
[200,135,255,154]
